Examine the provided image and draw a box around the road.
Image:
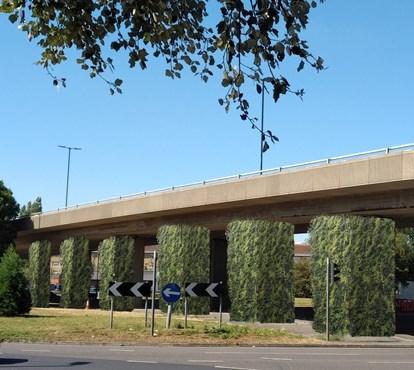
[1,343,414,370]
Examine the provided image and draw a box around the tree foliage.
[157,224,210,314]
[310,215,395,336]
[226,219,295,323]
[19,197,42,217]
[294,258,311,298]
[0,0,325,146]
[0,180,19,257]
[0,246,32,316]
[98,236,136,311]
[28,240,51,307]
[60,236,92,308]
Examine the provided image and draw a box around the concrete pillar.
[133,237,146,308]
[210,237,230,312]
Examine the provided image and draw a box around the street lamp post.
[58,145,82,207]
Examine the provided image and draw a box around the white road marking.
[21,349,51,353]
[109,348,135,352]
[368,362,414,364]
[262,357,292,361]
[206,351,360,356]
[127,360,158,364]
[215,366,263,370]
[188,360,224,363]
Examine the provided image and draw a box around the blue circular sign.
[161,283,181,303]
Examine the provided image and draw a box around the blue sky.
[1,0,413,216]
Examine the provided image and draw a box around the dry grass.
[294,298,313,307]
[0,308,320,345]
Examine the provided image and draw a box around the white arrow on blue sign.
[161,283,181,303]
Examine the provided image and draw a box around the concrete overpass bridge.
[16,143,414,256]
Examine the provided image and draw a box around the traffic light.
[332,263,340,282]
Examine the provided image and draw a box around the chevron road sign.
[108,281,152,298]
[185,282,223,297]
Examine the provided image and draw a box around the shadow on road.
[0,358,90,367]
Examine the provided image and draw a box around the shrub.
[310,215,395,336]
[157,224,210,314]
[294,258,312,298]
[60,236,92,308]
[0,246,31,315]
[28,240,51,307]
[98,236,136,311]
[226,219,295,323]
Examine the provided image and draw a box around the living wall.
[60,236,92,308]
[310,215,395,336]
[98,236,136,311]
[226,219,295,323]
[157,224,210,314]
[28,240,51,307]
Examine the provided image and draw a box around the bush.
[60,236,92,308]
[98,236,136,311]
[226,219,295,323]
[294,259,312,298]
[28,240,51,307]
[157,224,210,314]
[310,215,395,336]
[0,246,31,316]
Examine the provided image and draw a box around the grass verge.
[0,308,320,345]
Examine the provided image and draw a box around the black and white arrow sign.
[185,282,222,298]
[108,281,152,298]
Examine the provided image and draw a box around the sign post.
[184,282,223,327]
[144,298,148,328]
[109,296,114,329]
[108,280,152,331]
[151,251,157,337]
[161,283,181,329]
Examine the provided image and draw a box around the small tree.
[294,259,312,298]
[0,246,31,316]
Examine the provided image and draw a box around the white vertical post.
[184,295,188,329]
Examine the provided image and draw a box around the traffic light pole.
[326,257,330,342]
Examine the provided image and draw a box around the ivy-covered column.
[28,240,51,307]
[98,236,136,311]
[60,236,92,308]
[309,215,395,336]
[226,219,295,323]
[157,225,210,314]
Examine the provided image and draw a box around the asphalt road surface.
[1,343,414,370]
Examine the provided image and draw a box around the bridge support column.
[210,237,230,312]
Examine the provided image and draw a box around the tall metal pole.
[65,148,71,207]
[326,257,330,341]
[58,145,82,208]
[151,251,157,336]
[260,80,265,172]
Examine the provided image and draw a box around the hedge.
[157,224,210,314]
[309,215,395,336]
[60,236,92,308]
[226,219,295,323]
[28,240,51,307]
[98,236,136,311]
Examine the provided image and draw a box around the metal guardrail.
[35,142,414,216]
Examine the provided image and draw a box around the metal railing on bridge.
[35,142,414,216]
